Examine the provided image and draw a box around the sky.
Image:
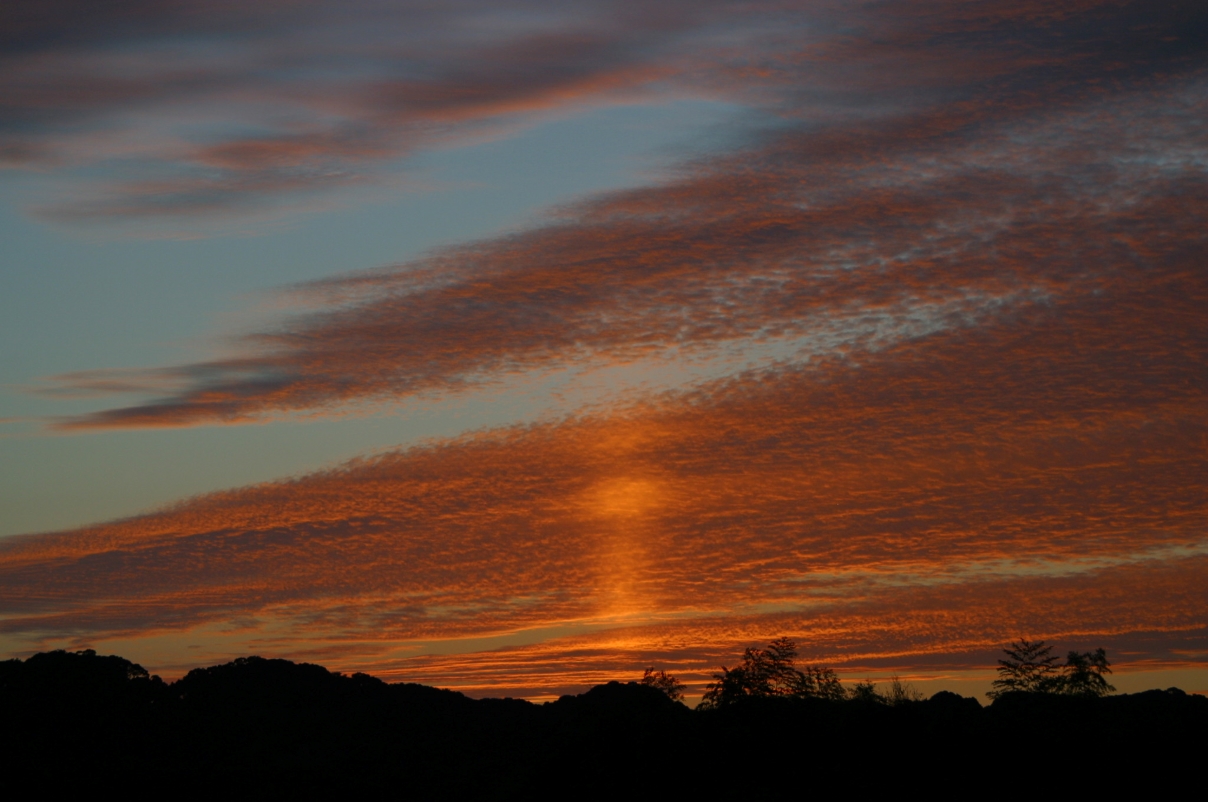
[1,0,1206,701]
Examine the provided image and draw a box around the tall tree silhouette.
[988,639,1061,698]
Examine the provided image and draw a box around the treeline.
[1,643,1204,791]
[636,637,1119,708]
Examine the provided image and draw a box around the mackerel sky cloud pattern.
[33,0,1208,429]
[2,1,1206,695]
[3,301,1206,689]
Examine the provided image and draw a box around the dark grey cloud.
[1,0,735,216]
[9,2,1202,219]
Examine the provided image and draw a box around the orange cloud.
[5,0,1206,696]
[5,259,1205,690]
[361,555,1208,698]
[45,78,1208,428]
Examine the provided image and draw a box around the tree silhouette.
[1058,649,1114,697]
[640,668,686,702]
[881,675,924,706]
[989,640,1116,699]
[699,637,844,708]
[846,680,880,702]
[792,664,846,701]
[988,639,1061,699]
[3,644,1202,791]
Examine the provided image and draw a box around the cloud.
[2,1,733,220]
[7,2,1205,221]
[4,268,1205,688]
[44,70,1208,427]
[5,0,1206,694]
[367,557,1208,696]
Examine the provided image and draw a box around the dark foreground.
[3,650,1204,793]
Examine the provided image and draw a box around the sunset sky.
[2,1,1206,700]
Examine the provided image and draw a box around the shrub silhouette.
[639,667,686,701]
[881,675,925,706]
[1058,648,1114,696]
[846,679,880,702]
[699,637,844,708]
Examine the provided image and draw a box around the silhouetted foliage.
[699,637,844,708]
[838,676,923,705]
[989,639,1116,699]
[0,648,166,713]
[640,667,686,701]
[1058,648,1115,697]
[796,664,847,701]
[0,647,1202,792]
[881,675,925,706]
[846,679,880,702]
[988,638,1061,698]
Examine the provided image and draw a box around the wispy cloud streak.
[2,1,738,219]
[5,1,1203,219]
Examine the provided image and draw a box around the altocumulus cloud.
[5,1,1207,692]
[30,0,1208,431]
[4,264,1205,689]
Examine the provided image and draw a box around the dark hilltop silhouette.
[2,638,1204,792]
